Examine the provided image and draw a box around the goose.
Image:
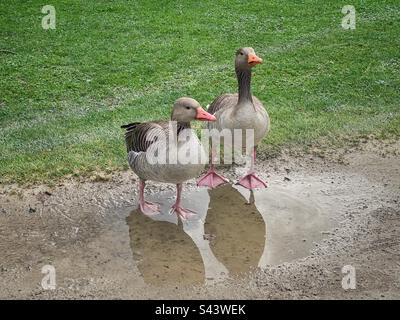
[197,47,270,190]
[121,97,216,219]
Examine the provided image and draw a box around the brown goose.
[122,97,216,219]
[197,47,270,190]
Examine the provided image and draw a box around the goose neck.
[236,67,253,103]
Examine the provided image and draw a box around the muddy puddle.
[125,184,336,286]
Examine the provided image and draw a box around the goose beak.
[196,107,216,121]
[248,53,263,66]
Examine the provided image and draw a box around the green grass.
[1,0,399,184]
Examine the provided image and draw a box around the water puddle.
[126,184,335,286]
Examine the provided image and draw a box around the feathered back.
[121,121,191,153]
[121,121,166,153]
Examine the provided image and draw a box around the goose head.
[235,47,263,70]
[171,97,216,122]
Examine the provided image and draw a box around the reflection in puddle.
[204,185,265,276]
[126,184,336,286]
[127,213,204,286]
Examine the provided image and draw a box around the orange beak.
[195,107,216,121]
[248,53,263,66]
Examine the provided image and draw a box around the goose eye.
[239,52,244,56]
[186,106,190,110]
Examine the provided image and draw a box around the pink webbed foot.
[139,200,160,216]
[197,168,229,189]
[169,204,196,220]
[237,172,267,190]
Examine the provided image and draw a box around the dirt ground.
[0,139,399,299]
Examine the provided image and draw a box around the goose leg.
[138,180,160,215]
[237,147,267,190]
[169,184,196,220]
[197,145,229,188]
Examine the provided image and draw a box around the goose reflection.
[126,185,267,286]
[204,185,265,276]
[126,210,204,286]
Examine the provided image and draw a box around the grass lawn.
[0,0,399,184]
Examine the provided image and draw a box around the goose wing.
[207,93,238,115]
[121,121,168,153]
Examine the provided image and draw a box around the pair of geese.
[122,47,270,219]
